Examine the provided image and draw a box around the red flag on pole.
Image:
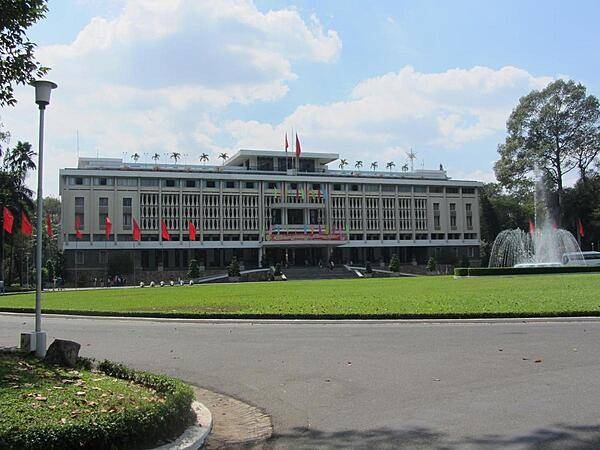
[3,207,14,234]
[161,220,171,241]
[75,215,83,239]
[285,133,289,152]
[577,218,585,237]
[105,216,112,239]
[189,221,197,241]
[528,219,535,235]
[132,218,141,241]
[295,133,301,157]
[21,211,33,236]
[46,214,53,238]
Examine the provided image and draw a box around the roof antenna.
[406,148,417,172]
[76,130,80,158]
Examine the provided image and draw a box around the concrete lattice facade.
[59,150,481,279]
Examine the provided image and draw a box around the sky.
[2,0,600,196]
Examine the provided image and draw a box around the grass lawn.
[0,273,599,318]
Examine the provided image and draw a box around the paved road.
[2,314,600,449]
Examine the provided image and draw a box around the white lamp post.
[31,80,57,357]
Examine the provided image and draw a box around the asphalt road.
[2,314,600,449]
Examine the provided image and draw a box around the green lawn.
[0,274,599,318]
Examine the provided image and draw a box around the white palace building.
[59,150,481,278]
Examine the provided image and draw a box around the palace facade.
[59,150,481,277]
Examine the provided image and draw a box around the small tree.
[389,255,400,272]
[365,260,373,274]
[227,256,241,277]
[426,256,437,272]
[187,258,200,279]
[459,255,470,268]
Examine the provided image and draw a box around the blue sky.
[3,0,600,195]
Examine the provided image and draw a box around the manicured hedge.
[0,360,194,450]
[454,265,600,277]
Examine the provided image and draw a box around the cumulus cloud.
[2,0,341,193]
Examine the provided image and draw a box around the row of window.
[75,197,132,230]
[68,176,476,195]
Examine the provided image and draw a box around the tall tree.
[0,0,49,107]
[495,80,600,223]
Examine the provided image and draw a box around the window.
[414,186,427,193]
[287,209,304,225]
[366,184,379,192]
[93,177,113,186]
[462,187,475,194]
[290,183,298,190]
[312,183,321,191]
[244,182,255,189]
[268,182,277,190]
[382,185,395,192]
[164,179,177,187]
[99,197,108,229]
[398,185,411,193]
[69,177,90,186]
[185,180,196,188]
[270,209,282,225]
[430,186,443,193]
[140,178,159,187]
[447,187,459,194]
[205,180,216,188]
[225,181,236,189]
[333,184,344,191]
[75,197,85,227]
[465,203,473,229]
[98,251,107,264]
[433,202,441,230]
[350,184,360,192]
[76,251,85,265]
[117,178,138,186]
[122,198,132,230]
[449,202,457,230]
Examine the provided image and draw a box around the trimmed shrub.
[389,255,400,273]
[0,360,194,450]
[187,258,200,279]
[227,256,241,277]
[426,257,437,272]
[454,265,600,277]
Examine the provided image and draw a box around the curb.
[155,401,212,450]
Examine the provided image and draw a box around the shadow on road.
[266,423,600,449]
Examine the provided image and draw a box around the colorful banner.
[265,231,347,241]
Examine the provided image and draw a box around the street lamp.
[31,80,57,357]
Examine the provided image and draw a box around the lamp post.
[32,80,57,357]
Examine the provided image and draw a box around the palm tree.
[401,163,409,172]
[5,141,36,178]
[386,161,396,171]
[370,162,378,171]
[152,153,160,164]
[170,152,181,164]
[131,153,140,163]
[219,153,228,165]
[339,159,348,170]
[355,160,363,170]
[199,153,209,165]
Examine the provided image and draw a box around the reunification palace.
[59,150,481,277]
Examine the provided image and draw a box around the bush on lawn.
[0,360,194,450]
[388,255,400,273]
[454,265,600,277]
[187,258,201,279]
[227,256,241,277]
[426,257,437,272]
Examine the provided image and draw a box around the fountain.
[488,168,583,268]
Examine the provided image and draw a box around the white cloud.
[2,0,341,194]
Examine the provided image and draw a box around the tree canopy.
[494,80,600,221]
[0,0,49,107]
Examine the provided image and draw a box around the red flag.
[105,216,112,239]
[577,218,585,237]
[528,219,535,235]
[46,215,53,238]
[285,133,289,152]
[189,221,196,241]
[132,218,141,241]
[295,133,301,157]
[3,207,14,234]
[21,211,33,236]
[75,215,83,239]
[161,220,171,241]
